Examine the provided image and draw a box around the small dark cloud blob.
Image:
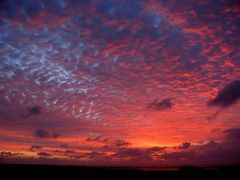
[34,128,49,138]
[34,128,60,139]
[60,144,69,149]
[179,142,191,149]
[28,106,42,115]
[113,139,130,148]
[30,145,43,151]
[86,135,108,143]
[37,152,51,157]
[147,98,173,111]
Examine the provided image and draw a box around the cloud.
[161,138,240,165]
[199,140,221,150]
[52,132,61,138]
[30,145,43,151]
[34,128,50,138]
[62,145,166,162]
[0,0,239,167]
[178,142,191,149]
[196,140,240,165]
[60,144,69,149]
[224,128,240,141]
[208,80,240,108]
[66,150,108,160]
[101,139,130,150]
[114,148,152,161]
[161,151,196,160]
[65,150,75,154]
[34,128,60,139]
[0,151,21,159]
[86,135,108,143]
[37,152,51,157]
[28,106,42,115]
[20,106,42,118]
[53,150,62,153]
[112,139,130,148]
[113,146,165,161]
[146,146,165,152]
[34,128,49,138]
[147,98,173,111]
[86,151,107,160]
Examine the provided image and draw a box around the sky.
[0,0,240,167]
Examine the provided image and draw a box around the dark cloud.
[52,132,61,138]
[37,152,51,157]
[113,146,164,161]
[147,98,173,111]
[60,144,69,149]
[28,106,42,115]
[114,148,151,160]
[34,128,49,138]
[113,139,130,148]
[146,146,165,153]
[0,151,13,158]
[65,150,75,154]
[86,151,107,160]
[102,139,130,150]
[53,150,62,153]
[86,135,108,143]
[208,80,240,108]
[30,145,43,151]
[161,139,240,165]
[20,106,42,118]
[195,140,240,165]
[34,128,60,139]
[117,148,143,157]
[224,128,240,141]
[0,151,21,159]
[65,151,108,160]
[69,155,85,159]
[178,142,191,149]
[202,140,221,149]
[162,151,196,160]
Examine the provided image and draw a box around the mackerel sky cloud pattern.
[0,0,239,166]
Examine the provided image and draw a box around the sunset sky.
[0,0,240,166]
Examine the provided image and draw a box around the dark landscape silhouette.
[1,164,240,179]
